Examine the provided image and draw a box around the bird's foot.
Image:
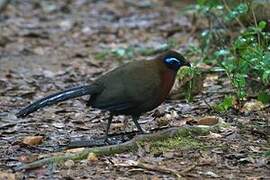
[103,136,112,145]
[138,129,150,134]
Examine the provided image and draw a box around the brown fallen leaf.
[151,176,161,180]
[241,100,265,112]
[64,160,75,168]
[87,152,98,162]
[18,154,39,163]
[206,132,222,139]
[0,171,15,180]
[111,122,125,130]
[22,136,43,146]
[156,115,170,127]
[187,116,219,126]
[156,111,178,127]
[204,171,220,178]
[65,147,85,153]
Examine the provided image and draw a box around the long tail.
[16,85,98,118]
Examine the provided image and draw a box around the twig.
[222,0,245,29]
[118,161,197,179]
[135,162,182,179]
[180,163,197,174]
[202,95,215,111]
[251,4,261,46]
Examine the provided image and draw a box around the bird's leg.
[123,118,128,132]
[131,115,145,134]
[104,113,113,142]
[121,118,129,141]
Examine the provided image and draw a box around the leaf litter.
[0,0,269,179]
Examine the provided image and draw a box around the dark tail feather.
[16,85,98,118]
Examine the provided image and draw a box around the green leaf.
[257,92,270,104]
[112,48,126,57]
[265,151,270,157]
[112,47,135,59]
[214,49,230,57]
[262,70,270,84]
[225,3,248,22]
[214,96,235,112]
[222,96,234,109]
[258,21,267,30]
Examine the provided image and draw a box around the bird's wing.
[91,61,161,113]
[93,101,135,112]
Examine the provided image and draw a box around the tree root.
[16,125,220,171]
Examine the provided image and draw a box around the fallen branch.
[134,162,197,179]
[114,160,197,179]
[16,125,220,171]
[180,163,197,175]
[133,162,182,178]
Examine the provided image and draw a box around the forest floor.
[0,0,269,179]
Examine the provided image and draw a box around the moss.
[264,151,270,157]
[149,135,203,154]
[146,125,224,154]
[95,50,111,60]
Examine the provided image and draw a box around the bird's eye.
[164,57,181,70]
[165,57,180,65]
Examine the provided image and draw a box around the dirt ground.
[0,0,269,179]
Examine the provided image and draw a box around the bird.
[16,50,190,140]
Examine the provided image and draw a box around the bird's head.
[162,50,190,71]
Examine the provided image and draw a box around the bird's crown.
[162,50,190,71]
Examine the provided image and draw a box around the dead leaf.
[22,136,43,146]
[64,160,75,168]
[111,123,124,130]
[87,152,98,162]
[156,115,170,127]
[241,100,265,112]
[206,131,222,139]
[187,116,219,125]
[163,152,175,159]
[156,111,178,127]
[246,176,264,180]
[204,171,220,178]
[151,176,161,180]
[18,154,39,163]
[206,74,219,81]
[0,171,15,180]
[65,147,85,153]
[52,122,65,128]
[249,146,262,153]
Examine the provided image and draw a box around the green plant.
[214,96,235,112]
[257,91,270,104]
[186,0,270,110]
[217,20,270,100]
[177,66,203,101]
[265,150,270,157]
